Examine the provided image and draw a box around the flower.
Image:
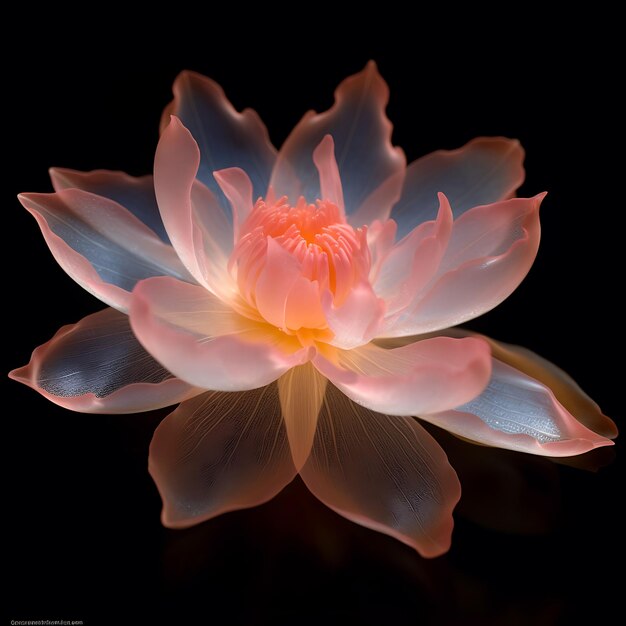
[11,62,616,558]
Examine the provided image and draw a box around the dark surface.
[4,21,623,625]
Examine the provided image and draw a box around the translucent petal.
[18,189,191,312]
[149,385,296,527]
[129,277,312,391]
[392,137,525,239]
[432,328,618,441]
[154,117,236,300]
[271,61,405,223]
[486,338,618,439]
[423,360,613,457]
[254,238,325,331]
[213,167,253,242]
[381,194,544,336]
[313,336,491,416]
[300,382,461,557]
[374,193,452,317]
[10,308,198,413]
[277,362,327,470]
[161,70,276,211]
[312,135,344,213]
[49,167,169,242]
[321,282,386,349]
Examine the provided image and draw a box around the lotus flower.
[11,62,616,557]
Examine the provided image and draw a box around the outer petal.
[9,308,198,413]
[422,360,613,457]
[129,276,312,391]
[439,328,617,440]
[18,189,191,312]
[271,61,405,223]
[382,194,544,336]
[154,117,235,299]
[313,336,491,416]
[300,382,461,557]
[49,167,169,242]
[161,70,276,209]
[488,339,618,439]
[277,362,327,471]
[391,137,525,239]
[149,385,297,528]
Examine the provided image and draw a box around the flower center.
[229,196,371,334]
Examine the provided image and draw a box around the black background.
[4,18,623,626]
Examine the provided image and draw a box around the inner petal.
[229,195,372,336]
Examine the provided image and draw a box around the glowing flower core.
[231,195,370,335]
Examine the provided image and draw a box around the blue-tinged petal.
[162,70,277,213]
[392,137,525,239]
[10,308,199,413]
[50,167,170,242]
[270,61,405,225]
[18,189,192,312]
[422,360,613,457]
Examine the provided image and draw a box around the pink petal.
[254,238,326,331]
[300,383,461,557]
[129,276,312,391]
[284,277,328,331]
[149,385,296,528]
[270,61,405,222]
[392,136,525,239]
[321,282,386,349]
[382,194,544,336]
[312,135,344,213]
[9,308,198,413]
[277,363,327,471]
[422,359,613,457]
[49,167,169,242]
[374,193,453,317]
[154,117,235,300]
[367,218,397,283]
[454,330,617,440]
[161,70,276,207]
[213,167,254,242]
[253,238,300,329]
[313,336,491,415]
[18,189,191,312]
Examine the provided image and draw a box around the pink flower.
[11,62,616,557]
